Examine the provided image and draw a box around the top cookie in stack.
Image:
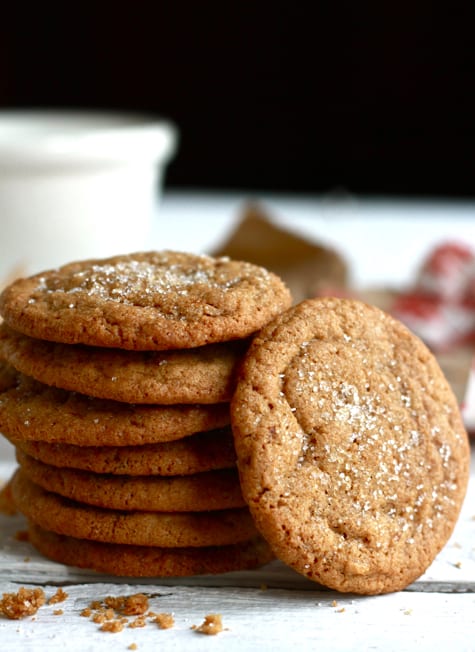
[0,250,292,351]
[0,250,292,577]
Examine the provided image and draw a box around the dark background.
[1,3,474,198]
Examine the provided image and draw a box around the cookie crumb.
[82,593,177,635]
[0,587,46,620]
[53,609,64,616]
[153,612,174,629]
[123,594,149,616]
[90,600,103,610]
[128,645,138,651]
[104,596,125,611]
[100,619,125,633]
[105,594,149,616]
[93,608,116,624]
[48,588,68,605]
[192,613,224,635]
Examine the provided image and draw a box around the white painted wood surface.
[1,194,475,650]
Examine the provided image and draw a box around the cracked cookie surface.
[0,251,292,350]
[231,297,470,594]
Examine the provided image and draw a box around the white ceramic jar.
[0,110,178,284]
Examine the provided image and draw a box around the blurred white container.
[0,110,178,284]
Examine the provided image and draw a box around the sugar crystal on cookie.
[35,256,273,308]
[0,251,291,349]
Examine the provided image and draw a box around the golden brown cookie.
[10,427,236,476]
[0,251,292,350]
[28,522,274,577]
[11,470,258,547]
[231,297,470,595]
[0,324,247,404]
[0,366,229,446]
[16,450,245,512]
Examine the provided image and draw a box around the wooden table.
[1,192,475,650]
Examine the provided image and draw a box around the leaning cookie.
[231,297,470,595]
[0,324,247,404]
[0,251,292,350]
[0,364,229,446]
[28,522,274,577]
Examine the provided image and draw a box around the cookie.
[0,365,229,446]
[0,324,247,404]
[28,522,274,577]
[11,470,257,547]
[0,251,292,350]
[231,297,470,595]
[10,427,236,476]
[16,450,245,512]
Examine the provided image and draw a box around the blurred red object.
[393,242,475,352]
[417,242,475,303]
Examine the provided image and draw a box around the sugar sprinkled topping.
[240,299,469,593]
[276,324,462,552]
[33,253,273,310]
[5,251,292,349]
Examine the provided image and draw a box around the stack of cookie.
[0,251,292,576]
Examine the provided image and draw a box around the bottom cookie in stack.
[10,467,273,577]
[27,523,274,578]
